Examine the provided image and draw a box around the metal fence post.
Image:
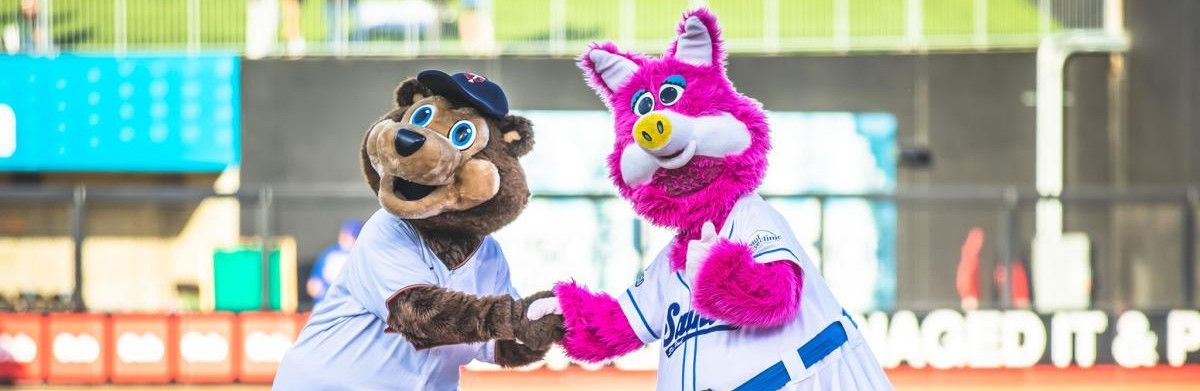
[764,0,780,53]
[35,0,53,53]
[816,195,827,275]
[905,0,924,51]
[997,186,1019,309]
[974,0,989,50]
[114,0,128,55]
[187,0,200,54]
[258,185,274,311]
[833,0,850,53]
[1185,187,1197,309]
[70,185,87,312]
[549,0,566,55]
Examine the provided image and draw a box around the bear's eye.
[659,84,684,106]
[410,104,436,127]
[631,90,654,117]
[448,120,477,150]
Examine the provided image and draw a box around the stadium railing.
[1,0,1116,57]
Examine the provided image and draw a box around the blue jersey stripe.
[675,272,691,291]
[692,337,698,391]
[681,341,688,391]
[625,289,660,340]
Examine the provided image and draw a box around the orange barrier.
[0,311,310,385]
[109,313,174,384]
[176,312,238,384]
[0,312,45,383]
[45,313,109,384]
[237,312,301,384]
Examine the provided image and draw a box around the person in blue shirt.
[306,219,363,304]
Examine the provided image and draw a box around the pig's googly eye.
[631,90,654,117]
[410,104,436,127]
[448,120,477,150]
[658,84,684,106]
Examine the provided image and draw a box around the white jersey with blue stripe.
[617,194,854,390]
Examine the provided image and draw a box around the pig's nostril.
[394,128,426,157]
[656,121,664,134]
[641,131,653,142]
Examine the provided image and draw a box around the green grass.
[0,0,1059,53]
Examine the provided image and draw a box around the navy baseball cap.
[416,70,509,119]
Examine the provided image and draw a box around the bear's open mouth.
[393,177,439,201]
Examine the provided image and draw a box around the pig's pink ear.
[666,8,724,68]
[579,42,640,103]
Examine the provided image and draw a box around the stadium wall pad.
[241,28,1200,311]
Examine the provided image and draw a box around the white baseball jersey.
[274,209,518,390]
[618,194,891,390]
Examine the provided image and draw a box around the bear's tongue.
[393,177,438,201]
[650,157,725,197]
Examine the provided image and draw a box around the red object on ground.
[237,312,300,384]
[175,312,238,384]
[0,312,47,383]
[44,313,110,384]
[108,313,174,384]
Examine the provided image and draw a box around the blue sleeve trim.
[674,272,691,291]
[625,289,661,340]
[752,247,800,262]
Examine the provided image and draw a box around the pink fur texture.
[692,240,805,327]
[553,281,644,363]
[579,8,771,250]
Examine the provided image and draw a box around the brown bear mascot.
[274,70,563,390]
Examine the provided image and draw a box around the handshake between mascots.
[272,8,892,391]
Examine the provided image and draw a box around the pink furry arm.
[692,240,804,328]
[552,281,644,363]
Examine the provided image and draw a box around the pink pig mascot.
[550,9,893,391]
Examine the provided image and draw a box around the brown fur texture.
[363,77,559,359]
[362,78,535,267]
[387,287,563,351]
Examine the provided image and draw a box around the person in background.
[281,0,305,56]
[306,219,362,304]
[18,0,41,52]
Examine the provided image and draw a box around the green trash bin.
[213,246,282,312]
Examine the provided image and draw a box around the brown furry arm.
[386,287,563,350]
[493,339,549,367]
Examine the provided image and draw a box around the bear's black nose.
[394,128,426,157]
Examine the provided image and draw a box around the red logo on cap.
[464,72,487,83]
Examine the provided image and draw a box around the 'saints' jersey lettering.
[662,303,737,357]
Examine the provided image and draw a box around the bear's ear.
[394,78,431,108]
[498,115,535,158]
[361,127,381,195]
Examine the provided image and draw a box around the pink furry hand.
[553,281,644,363]
[692,240,804,328]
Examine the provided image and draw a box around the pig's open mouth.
[650,156,725,196]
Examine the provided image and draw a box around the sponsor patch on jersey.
[634,270,646,287]
[748,230,783,252]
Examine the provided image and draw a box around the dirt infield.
[8,365,1199,390]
